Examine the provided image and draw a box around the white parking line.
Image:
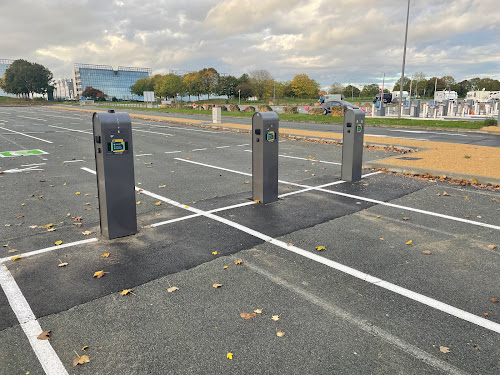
[165,151,182,154]
[133,129,174,136]
[136,153,153,157]
[215,146,231,149]
[17,116,47,121]
[0,127,53,144]
[191,148,207,152]
[79,166,500,335]
[244,150,342,165]
[48,125,92,134]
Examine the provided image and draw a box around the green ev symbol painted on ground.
[0,149,48,157]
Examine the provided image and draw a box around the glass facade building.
[73,63,151,100]
[0,59,16,97]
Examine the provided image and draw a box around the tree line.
[130,68,321,101]
[1,59,53,98]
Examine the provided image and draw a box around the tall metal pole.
[398,0,410,118]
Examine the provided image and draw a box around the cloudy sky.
[1,0,499,89]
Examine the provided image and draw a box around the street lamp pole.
[238,89,241,105]
[398,0,410,118]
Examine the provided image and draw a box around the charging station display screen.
[266,131,275,142]
[111,139,125,152]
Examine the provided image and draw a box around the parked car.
[373,93,392,104]
[322,100,359,115]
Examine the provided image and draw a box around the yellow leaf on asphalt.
[380,238,385,241]
[82,231,93,235]
[315,246,325,251]
[405,240,413,245]
[54,240,63,246]
[11,255,21,261]
[44,223,53,228]
[376,215,381,218]
[72,354,90,367]
[234,260,244,265]
[185,205,189,209]
[159,185,166,188]
[226,353,233,360]
[487,245,497,250]
[240,312,256,320]
[29,225,37,229]
[272,315,280,322]
[472,179,478,184]
[254,309,263,314]
[75,192,81,195]
[101,253,110,258]
[212,251,218,255]
[213,283,223,288]
[276,330,286,337]
[58,262,68,267]
[439,346,450,353]
[155,201,162,206]
[21,203,25,206]
[254,200,260,203]
[223,266,228,270]
[443,191,451,196]
[136,201,141,205]
[81,346,88,351]
[120,289,134,296]
[47,228,56,232]
[167,286,179,293]
[37,330,51,340]
[8,249,18,253]
[93,270,105,278]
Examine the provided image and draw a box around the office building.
[54,78,74,100]
[72,63,151,100]
[0,59,16,97]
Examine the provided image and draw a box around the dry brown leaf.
[240,312,256,320]
[101,253,110,258]
[483,312,489,317]
[271,315,280,322]
[15,214,24,219]
[167,286,179,293]
[243,181,250,184]
[37,330,51,340]
[93,270,105,278]
[402,217,410,221]
[422,250,432,255]
[276,330,286,337]
[254,309,263,314]
[380,238,385,241]
[490,297,499,303]
[8,249,18,253]
[72,354,90,367]
[159,185,166,188]
[82,231,93,235]
[487,245,497,250]
[72,216,82,222]
[443,191,451,196]
[213,283,223,288]
[439,346,450,354]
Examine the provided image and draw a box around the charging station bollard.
[411,100,421,117]
[252,112,279,204]
[341,108,365,182]
[93,110,137,239]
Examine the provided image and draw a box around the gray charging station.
[411,100,421,117]
[341,108,365,182]
[252,112,279,204]
[93,110,137,239]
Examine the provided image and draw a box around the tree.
[235,82,254,100]
[361,83,380,97]
[216,75,239,99]
[238,73,250,84]
[82,86,106,99]
[329,82,344,94]
[249,69,273,100]
[183,71,202,101]
[412,72,427,97]
[392,76,411,92]
[1,59,53,98]
[291,74,320,98]
[476,78,500,91]
[198,68,219,99]
[282,81,294,98]
[154,74,185,99]
[130,77,153,97]
[342,85,360,99]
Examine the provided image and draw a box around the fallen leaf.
[443,191,451,196]
[490,298,499,303]
[2,243,8,247]
[184,205,189,209]
[37,330,51,340]
[81,346,89,351]
[72,216,82,222]
[11,255,21,261]
[101,253,110,258]
[254,309,263,314]
[226,353,233,360]
[72,354,90,367]
[84,202,90,206]
[82,231,93,235]
[422,250,432,255]
[240,312,256,320]
[58,262,68,267]
[472,179,478,184]
[75,192,81,195]
[47,228,56,232]
[402,217,410,221]
[254,199,260,203]
[439,346,450,354]
[405,240,413,245]
[29,225,37,229]
[8,249,18,253]
[483,312,489,317]
[213,283,223,288]
[315,246,325,251]
[93,270,105,278]
[120,289,134,296]
[487,245,497,250]
[380,238,385,241]
[376,215,381,218]
[155,201,162,206]
[276,330,286,337]
[212,251,218,255]
[271,315,280,322]
[223,266,228,270]
[21,203,25,206]
[54,240,63,246]
[15,214,24,219]
[243,181,250,184]
[234,260,244,265]
[167,286,179,293]
[287,243,293,247]
[159,185,166,188]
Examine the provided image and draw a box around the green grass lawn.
[57,102,493,130]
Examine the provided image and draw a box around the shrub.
[483,117,498,126]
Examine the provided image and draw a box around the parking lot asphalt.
[0,106,499,374]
